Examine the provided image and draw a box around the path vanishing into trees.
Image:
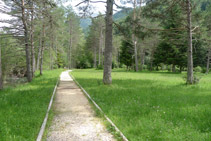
[47,71,115,141]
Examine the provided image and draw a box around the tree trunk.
[0,37,3,90]
[55,37,57,63]
[21,0,32,82]
[186,0,194,84]
[36,36,42,70]
[172,64,176,72]
[117,48,120,68]
[103,0,113,84]
[30,0,35,77]
[68,19,72,69]
[102,33,104,66]
[161,63,164,71]
[94,45,97,68]
[49,15,55,70]
[206,49,210,74]
[98,26,103,66]
[40,18,45,75]
[180,66,182,73]
[140,48,145,71]
[132,0,138,72]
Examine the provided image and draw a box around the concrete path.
[46,71,115,141]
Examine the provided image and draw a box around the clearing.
[71,69,211,141]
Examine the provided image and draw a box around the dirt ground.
[46,71,115,141]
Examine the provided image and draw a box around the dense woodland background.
[0,0,210,89]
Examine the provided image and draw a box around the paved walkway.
[46,71,115,141]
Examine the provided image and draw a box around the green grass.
[0,69,63,141]
[71,69,211,141]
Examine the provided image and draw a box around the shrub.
[96,64,103,70]
[194,66,202,72]
[183,75,201,84]
[201,67,207,73]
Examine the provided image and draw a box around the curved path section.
[47,71,115,141]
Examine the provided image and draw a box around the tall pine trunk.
[21,0,32,82]
[40,19,45,75]
[50,15,54,70]
[30,0,35,77]
[140,48,145,71]
[103,0,113,84]
[68,19,72,69]
[36,36,42,70]
[0,37,3,90]
[99,26,103,66]
[132,0,138,72]
[206,49,210,74]
[102,33,104,66]
[94,45,97,68]
[186,0,194,84]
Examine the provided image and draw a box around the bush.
[142,65,147,70]
[96,64,103,70]
[194,66,202,72]
[201,67,207,73]
[183,75,201,84]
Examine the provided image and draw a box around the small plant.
[183,75,201,84]
[96,64,103,70]
[193,76,201,84]
[194,66,202,72]
[201,67,207,73]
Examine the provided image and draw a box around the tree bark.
[68,19,73,69]
[40,17,45,75]
[172,64,176,72]
[36,36,42,70]
[94,45,97,68]
[30,0,35,77]
[103,0,113,84]
[21,0,32,82]
[0,36,3,90]
[102,33,104,66]
[132,0,139,72]
[50,15,54,70]
[140,48,145,71]
[98,26,103,66]
[206,49,210,74]
[186,0,194,84]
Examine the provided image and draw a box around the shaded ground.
[47,71,114,141]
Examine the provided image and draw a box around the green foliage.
[96,64,103,70]
[201,67,207,73]
[0,69,62,140]
[120,40,134,68]
[194,66,203,72]
[72,69,211,141]
[56,51,65,68]
[152,3,187,70]
[75,45,92,69]
[192,35,207,67]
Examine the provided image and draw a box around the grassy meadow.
[71,69,211,141]
[0,69,62,141]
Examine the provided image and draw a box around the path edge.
[69,72,129,141]
[36,78,59,141]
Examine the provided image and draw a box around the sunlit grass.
[71,69,211,141]
[0,69,63,141]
